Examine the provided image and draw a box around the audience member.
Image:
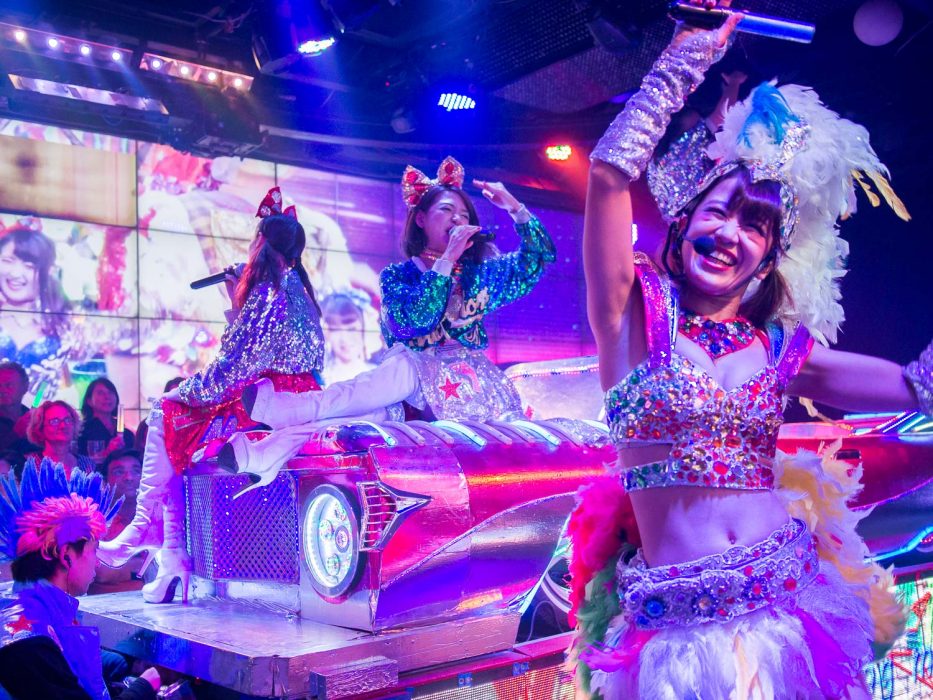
[27,401,96,478]
[0,460,160,699]
[0,361,35,453]
[89,449,146,595]
[77,378,134,465]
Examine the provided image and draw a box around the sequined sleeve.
[379,261,452,341]
[477,216,556,312]
[177,271,324,407]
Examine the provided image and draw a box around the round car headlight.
[302,485,360,598]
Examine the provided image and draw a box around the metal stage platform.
[79,592,569,699]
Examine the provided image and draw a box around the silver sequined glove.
[590,30,731,180]
[905,339,933,415]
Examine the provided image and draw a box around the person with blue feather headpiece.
[0,457,161,700]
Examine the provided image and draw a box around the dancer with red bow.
[218,157,556,483]
[96,187,325,603]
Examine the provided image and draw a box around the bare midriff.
[618,444,789,567]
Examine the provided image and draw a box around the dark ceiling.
[1,0,932,210]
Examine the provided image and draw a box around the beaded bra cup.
[605,253,813,492]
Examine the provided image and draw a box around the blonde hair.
[27,400,81,448]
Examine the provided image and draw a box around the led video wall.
[0,118,589,427]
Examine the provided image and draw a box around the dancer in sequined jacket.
[218,156,556,484]
[96,187,325,605]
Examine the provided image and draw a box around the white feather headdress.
[649,82,909,345]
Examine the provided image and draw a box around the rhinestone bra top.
[605,253,813,491]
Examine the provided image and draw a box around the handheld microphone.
[690,235,717,256]
[669,2,816,44]
[471,229,496,243]
[190,263,245,290]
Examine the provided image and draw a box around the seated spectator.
[0,361,36,453]
[134,377,184,454]
[0,459,161,699]
[27,401,96,478]
[77,378,134,466]
[88,449,146,595]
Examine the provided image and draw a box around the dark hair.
[401,186,491,264]
[80,377,120,421]
[101,447,142,479]
[11,538,89,583]
[0,449,26,480]
[0,361,28,389]
[0,228,70,335]
[163,376,184,393]
[662,165,786,328]
[235,214,321,315]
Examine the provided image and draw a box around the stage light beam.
[13,29,26,43]
[79,44,91,56]
[47,37,60,49]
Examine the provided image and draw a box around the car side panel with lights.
[185,417,613,632]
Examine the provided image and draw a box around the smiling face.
[0,240,39,307]
[679,173,779,302]
[415,190,476,253]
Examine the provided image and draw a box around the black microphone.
[669,2,816,44]
[471,229,496,243]
[190,263,245,290]
[690,235,717,256]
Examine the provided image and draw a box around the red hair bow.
[401,156,465,209]
[256,186,297,219]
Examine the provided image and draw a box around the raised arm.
[585,11,739,365]
[789,342,923,413]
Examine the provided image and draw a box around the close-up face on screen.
[0,118,587,426]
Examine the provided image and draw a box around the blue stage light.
[297,37,336,56]
[438,92,476,112]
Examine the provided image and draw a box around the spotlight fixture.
[1,23,134,64]
[438,92,476,112]
[297,37,337,56]
[252,0,345,75]
[140,51,253,91]
[545,144,573,161]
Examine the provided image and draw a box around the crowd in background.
[0,360,178,594]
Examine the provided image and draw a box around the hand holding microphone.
[669,1,816,44]
[190,263,245,290]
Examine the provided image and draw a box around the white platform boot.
[141,473,192,604]
[219,407,391,499]
[243,349,419,430]
[97,407,172,570]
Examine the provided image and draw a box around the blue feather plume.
[0,457,124,562]
[740,84,800,148]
